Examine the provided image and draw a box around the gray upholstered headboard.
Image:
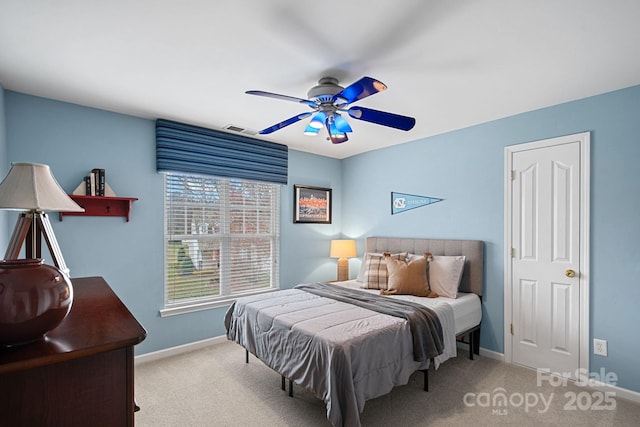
[365,237,484,296]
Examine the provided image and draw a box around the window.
[162,172,280,315]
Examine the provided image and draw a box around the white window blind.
[163,172,280,312]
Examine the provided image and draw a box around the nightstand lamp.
[330,239,356,282]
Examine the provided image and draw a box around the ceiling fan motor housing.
[307,77,344,102]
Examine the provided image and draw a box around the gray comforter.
[224,283,446,427]
[294,282,443,362]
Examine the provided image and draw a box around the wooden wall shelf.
[59,195,138,222]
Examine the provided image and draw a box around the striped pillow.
[360,252,407,290]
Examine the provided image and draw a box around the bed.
[225,237,483,427]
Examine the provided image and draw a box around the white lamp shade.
[0,162,84,212]
[330,239,356,259]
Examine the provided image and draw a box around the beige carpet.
[135,341,640,426]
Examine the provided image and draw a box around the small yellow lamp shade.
[330,239,356,281]
[330,239,356,259]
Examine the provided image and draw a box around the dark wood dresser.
[0,276,147,426]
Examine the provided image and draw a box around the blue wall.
[3,91,343,355]
[342,85,640,393]
[2,84,639,393]
[282,150,345,286]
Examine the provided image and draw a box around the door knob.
[565,269,576,278]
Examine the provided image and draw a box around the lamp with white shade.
[0,162,85,345]
[329,239,356,282]
[0,162,84,275]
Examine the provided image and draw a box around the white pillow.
[428,255,465,299]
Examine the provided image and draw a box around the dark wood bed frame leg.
[245,349,249,363]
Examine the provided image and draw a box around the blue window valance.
[156,119,288,185]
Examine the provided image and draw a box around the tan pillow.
[380,253,430,297]
[360,252,407,290]
[428,255,466,299]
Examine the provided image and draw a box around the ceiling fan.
[246,76,416,144]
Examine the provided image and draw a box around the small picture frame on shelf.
[293,185,332,224]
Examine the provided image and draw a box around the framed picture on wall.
[293,185,332,224]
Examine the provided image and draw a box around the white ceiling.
[1,1,639,159]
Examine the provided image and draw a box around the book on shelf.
[84,175,92,196]
[92,168,105,196]
[72,168,116,197]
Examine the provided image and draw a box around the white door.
[506,132,589,378]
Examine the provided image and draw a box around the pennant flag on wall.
[391,192,443,215]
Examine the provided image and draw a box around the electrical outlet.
[594,338,608,356]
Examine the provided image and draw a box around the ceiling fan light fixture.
[304,125,320,136]
[328,120,345,136]
[333,114,352,133]
[309,112,326,129]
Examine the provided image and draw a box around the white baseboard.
[455,341,505,362]
[135,335,227,365]
[479,347,504,361]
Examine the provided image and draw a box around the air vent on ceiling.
[224,124,257,135]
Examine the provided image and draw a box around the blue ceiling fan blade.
[347,106,415,131]
[258,112,313,134]
[246,90,318,108]
[335,77,387,104]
